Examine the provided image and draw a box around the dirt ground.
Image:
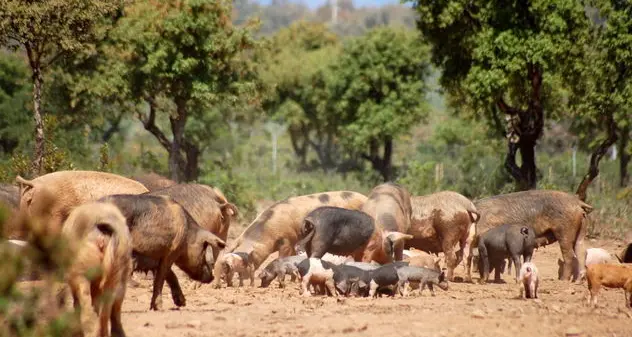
[114,239,632,337]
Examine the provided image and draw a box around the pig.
[16,171,149,234]
[586,263,632,308]
[404,253,442,271]
[519,262,539,299]
[258,255,305,288]
[297,258,338,297]
[367,262,409,298]
[361,183,413,262]
[472,190,593,281]
[221,191,367,281]
[150,183,238,241]
[344,261,381,271]
[298,206,411,264]
[403,248,428,259]
[408,191,479,282]
[61,202,133,337]
[396,266,449,297]
[560,248,621,282]
[99,194,226,311]
[218,252,255,287]
[131,172,176,191]
[477,224,536,283]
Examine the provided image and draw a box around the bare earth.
[117,239,632,337]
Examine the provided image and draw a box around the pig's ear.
[220,203,238,217]
[384,231,414,244]
[203,232,226,250]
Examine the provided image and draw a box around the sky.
[254,0,404,10]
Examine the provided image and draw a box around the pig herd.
[1,170,632,337]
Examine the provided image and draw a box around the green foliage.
[0,206,80,337]
[330,27,430,149]
[0,52,31,156]
[568,1,632,147]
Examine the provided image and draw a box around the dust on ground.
[121,239,632,337]
[38,239,632,337]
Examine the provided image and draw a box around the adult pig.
[472,190,593,281]
[150,183,238,241]
[131,172,176,191]
[299,206,411,264]
[408,191,479,281]
[361,183,413,261]
[99,194,226,311]
[224,191,367,272]
[477,224,536,283]
[16,171,149,234]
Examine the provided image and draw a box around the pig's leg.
[277,273,285,288]
[507,259,512,275]
[238,271,244,287]
[325,278,337,297]
[558,239,576,281]
[428,283,435,297]
[98,296,114,337]
[624,279,632,308]
[478,244,489,283]
[493,259,503,283]
[165,269,186,307]
[588,280,600,307]
[111,288,125,337]
[249,266,255,287]
[301,274,312,297]
[369,280,379,298]
[71,278,98,337]
[397,280,406,297]
[149,259,173,311]
[442,241,458,281]
[511,254,521,283]
[573,221,588,284]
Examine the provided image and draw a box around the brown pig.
[16,171,149,234]
[361,183,412,261]
[472,190,593,282]
[218,252,255,287]
[131,172,176,191]
[404,252,442,271]
[221,191,367,280]
[62,202,132,337]
[586,263,632,308]
[99,194,226,311]
[408,191,479,281]
[150,183,238,241]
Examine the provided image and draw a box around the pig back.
[150,183,228,240]
[474,190,592,237]
[362,183,412,233]
[131,172,176,192]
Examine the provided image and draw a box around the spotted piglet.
[220,252,255,287]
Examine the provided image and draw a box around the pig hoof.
[173,294,186,307]
[302,292,312,298]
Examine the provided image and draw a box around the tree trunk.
[619,126,629,187]
[497,64,544,191]
[362,136,393,182]
[576,113,618,202]
[183,141,200,182]
[169,100,188,182]
[288,124,308,170]
[31,63,45,177]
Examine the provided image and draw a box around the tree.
[328,27,430,181]
[0,0,121,176]
[0,51,31,156]
[409,0,589,190]
[261,22,344,171]
[108,0,262,182]
[571,0,632,199]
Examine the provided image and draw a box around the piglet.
[519,262,539,299]
[220,252,255,287]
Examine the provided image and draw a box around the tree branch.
[138,98,172,151]
[576,112,619,201]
